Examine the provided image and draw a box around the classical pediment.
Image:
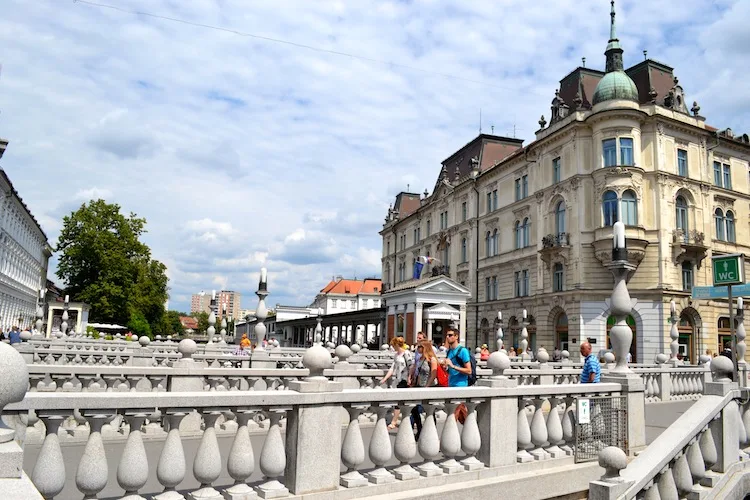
[424,302,460,320]
[418,277,471,295]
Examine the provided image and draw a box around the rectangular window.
[522,175,528,198]
[677,149,687,177]
[493,189,498,210]
[515,179,521,201]
[486,192,492,213]
[331,299,337,307]
[723,164,732,190]
[351,299,356,308]
[485,277,491,301]
[493,276,498,300]
[553,264,564,292]
[620,137,634,166]
[461,202,467,222]
[514,272,521,297]
[522,270,530,296]
[426,220,431,236]
[714,162,722,186]
[603,138,617,167]
[553,157,561,183]
[682,264,694,292]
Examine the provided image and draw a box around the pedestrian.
[480,344,490,361]
[408,332,427,387]
[552,346,562,362]
[8,326,22,345]
[509,347,516,357]
[411,340,438,439]
[440,328,472,387]
[380,336,413,430]
[721,342,733,361]
[240,333,251,350]
[580,341,601,383]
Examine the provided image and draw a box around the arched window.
[492,228,499,255]
[485,231,491,257]
[603,191,618,226]
[514,221,522,249]
[522,218,530,247]
[555,201,566,237]
[621,190,638,225]
[714,208,725,240]
[675,196,688,235]
[726,210,736,243]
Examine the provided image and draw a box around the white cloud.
[0,0,747,311]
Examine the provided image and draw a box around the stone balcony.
[593,225,649,267]
[671,228,709,269]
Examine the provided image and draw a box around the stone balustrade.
[7,379,624,499]
[589,357,750,500]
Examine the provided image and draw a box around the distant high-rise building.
[190,293,211,314]
[217,290,241,320]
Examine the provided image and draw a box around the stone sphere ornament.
[334,344,353,363]
[536,349,550,363]
[0,342,29,442]
[139,336,151,347]
[303,344,333,379]
[604,352,616,364]
[487,351,511,377]
[178,338,197,360]
[20,330,31,342]
[655,353,669,364]
[598,446,627,479]
[710,355,734,382]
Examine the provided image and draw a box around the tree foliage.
[190,311,210,333]
[56,199,169,332]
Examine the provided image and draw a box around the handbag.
[436,364,449,387]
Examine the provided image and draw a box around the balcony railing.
[542,232,568,248]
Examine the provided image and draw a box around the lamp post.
[668,299,680,365]
[607,222,636,373]
[254,268,269,351]
[60,295,70,338]
[520,309,529,360]
[496,311,504,352]
[207,290,216,344]
[737,297,746,366]
[34,289,45,337]
[220,304,227,345]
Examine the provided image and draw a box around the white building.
[310,277,382,315]
[0,155,53,331]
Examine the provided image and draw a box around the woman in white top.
[380,336,412,430]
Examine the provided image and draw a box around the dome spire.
[604,0,624,73]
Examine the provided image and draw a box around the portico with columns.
[382,275,471,345]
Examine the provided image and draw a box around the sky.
[1,0,749,314]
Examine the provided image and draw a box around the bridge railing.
[2,346,637,500]
[589,357,750,500]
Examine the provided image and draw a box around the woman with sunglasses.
[380,336,413,430]
[410,340,438,439]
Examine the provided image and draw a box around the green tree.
[127,311,152,338]
[191,311,209,333]
[164,310,185,336]
[56,199,169,331]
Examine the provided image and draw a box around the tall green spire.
[604,0,623,72]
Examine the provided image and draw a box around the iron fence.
[574,395,627,462]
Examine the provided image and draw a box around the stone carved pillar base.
[154,491,186,500]
[189,486,223,500]
[254,479,289,499]
[222,483,258,500]
[339,471,368,488]
[392,463,420,481]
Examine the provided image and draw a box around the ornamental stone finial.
[598,446,627,480]
[178,338,197,360]
[335,344,353,364]
[487,351,511,378]
[710,355,733,382]
[0,342,29,443]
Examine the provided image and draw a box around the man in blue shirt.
[580,341,601,383]
[8,326,22,345]
[442,328,472,387]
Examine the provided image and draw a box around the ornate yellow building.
[380,2,750,362]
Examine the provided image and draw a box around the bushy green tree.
[127,311,152,339]
[190,311,210,333]
[56,199,169,332]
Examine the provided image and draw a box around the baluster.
[189,409,223,500]
[75,412,112,499]
[393,402,419,480]
[561,396,575,456]
[256,408,290,497]
[154,410,189,500]
[641,481,660,500]
[340,404,368,487]
[546,396,565,458]
[224,409,257,500]
[529,396,550,460]
[686,439,706,494]
[672,452,692,497]
[699,426,719,487]
[742,403,750,451]
[657,466,678,500]
[653,374,661,401]
[440,400,463,473]
[366,404,395,484]
[417,402,443,477]
[695,373,703,396]
[460,400,484,470]
[32,412,67,499]
[517,398,533,462]
[117,411,149,499]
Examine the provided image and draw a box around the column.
[460,305,467,341]
[414,303,423,345]
[427,320,434,342]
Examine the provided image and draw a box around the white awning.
[87,323,127,330]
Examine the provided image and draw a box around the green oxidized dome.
[592,71,639,105]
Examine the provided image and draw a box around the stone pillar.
[476,352,518,467]
[460,305,467,342]
[705,356,741,473]
[285,341,343,494]
[414,303,423,345]
[427,320,434,342]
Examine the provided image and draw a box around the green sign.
[712,254,745,286]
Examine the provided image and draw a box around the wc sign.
[712,254,744,286]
